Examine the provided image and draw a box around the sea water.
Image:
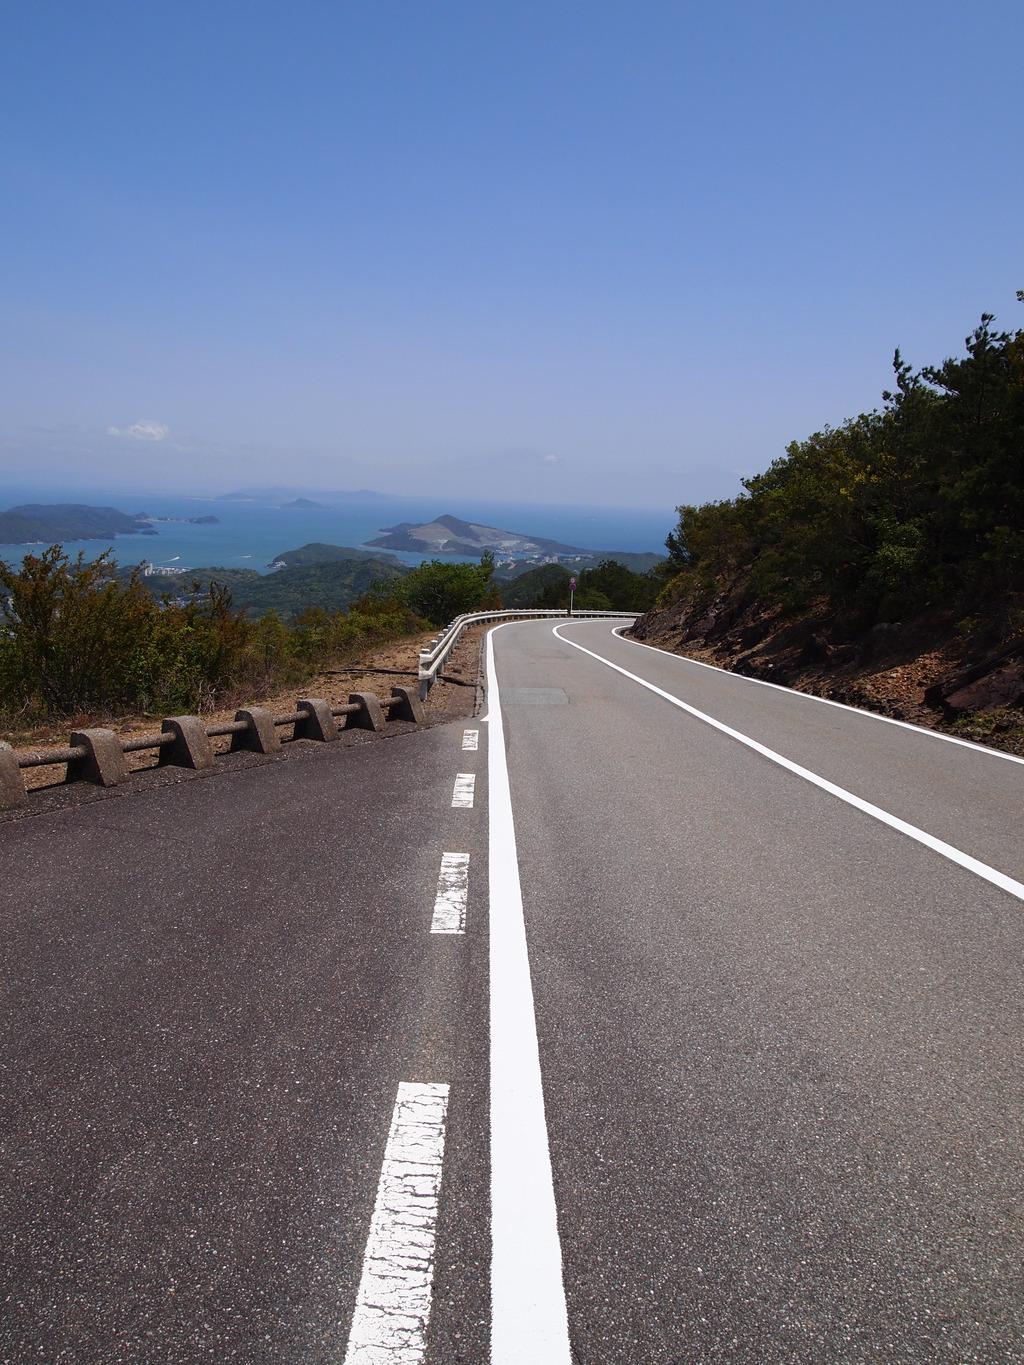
[0,490,675,573]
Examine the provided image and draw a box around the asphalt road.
[2,618,1023,1363]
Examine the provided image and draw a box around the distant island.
[0,503,156,545]
[368,513,584,557]
[144,514,220,525]
[366,513,664,574]
[269,542,404,569]
[216,486,393,503]
[281,497,327,510]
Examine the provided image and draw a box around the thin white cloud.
[542,453,560,464]
[106,419,170,441]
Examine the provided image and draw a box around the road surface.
[2,618,1022,1363]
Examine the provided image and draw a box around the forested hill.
[633,299,1024,747]
[269,542,404,569]
[0,504,152,543]
[132,557,407,618]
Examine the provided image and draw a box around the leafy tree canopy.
[660,300,1024,626]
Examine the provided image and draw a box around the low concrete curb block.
[230,707,280,754]
[294,698,339,742]
[161,715,216,769]
[0,741,26,809]
[348,692,386,733]
[68,729,130,786]
[389,685,425,724]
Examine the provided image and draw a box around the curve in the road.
[554,623,1024,905]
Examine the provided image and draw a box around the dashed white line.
[451,773,476,808]
[486,625,572,1363]
[431,852,470,934]
[554,623,1024,904]
[343,1082,450,1365]
[462,729,479,751]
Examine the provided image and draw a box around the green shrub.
[0,547,426,725]
[659,299,1024,625]
[396,556,500,626]
[525,559,660,612]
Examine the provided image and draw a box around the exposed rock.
[942,661,1024,714]
[631,580,1024,756]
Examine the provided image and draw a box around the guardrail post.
[0,742,26,809]
[388,685,424,724]
[67,729,129,786]
[294,698,339,742]
[160,715,215,770]
[348,692,386,733]
[230,707,280,754]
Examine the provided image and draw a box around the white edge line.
[343,1081,449,1364]
[486,622,573,1363]
[554,623,1024,904]
[609,625,1024,767]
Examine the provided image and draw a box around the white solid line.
[462,728,479,751]
[486,625,572,1363]
[608,625,1024,767]
[554,624,1024,904]
[451,773,476,808]
[343,1081,449,1365]
[431,852,470,934]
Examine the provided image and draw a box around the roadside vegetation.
[0,547,422,725]
[657,300,1023,630]
[636,298,1024,747]
[1,524,666,733]
[511,559,661,613]
[0,548,511,728]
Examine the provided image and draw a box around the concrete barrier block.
[0,741,26,809]
[348,692,386,733]
[160,715,215,769]
[67,729,129,786]
[294,698,339,742]
[389,685,425,724]
[230,707,280,754]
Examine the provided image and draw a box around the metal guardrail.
[418,607,638,698]
[0,686,423,811]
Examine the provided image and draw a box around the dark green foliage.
[499,564,572,606]
[661,302,1024,626]
[127,567,261,598]
[395,556,500,625]
[269,542,405,569]
[234,559,406,617]
[527,560,661,612]
[0,547,425,723]
[0,503,148,543]
[129,558,407,619]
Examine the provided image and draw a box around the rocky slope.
[631,585,1024,756]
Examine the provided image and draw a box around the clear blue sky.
[2,0,1021,509]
